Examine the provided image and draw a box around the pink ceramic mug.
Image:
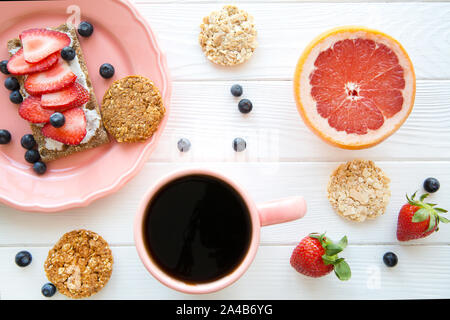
[134,169,307,294]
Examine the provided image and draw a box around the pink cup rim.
[133,168,261,294]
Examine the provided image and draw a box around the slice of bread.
[7,24,109,162]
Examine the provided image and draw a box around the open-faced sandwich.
[7,23,109,163]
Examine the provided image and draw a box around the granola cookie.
[327,160,391,222]
[44,230,113,299]
[101,75,165,142]
[199,5,257,66]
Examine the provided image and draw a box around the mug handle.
[257,196,307,226]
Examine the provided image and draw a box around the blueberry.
[50,112,65,128]
[33,161,47,175]
[78,21,94,37]
[41,283,57,297]
[15,250,32,267]
[383,252,398,267]
[9,90,23,104]
[230,84,243,97]
[25,149,40,163]
[0,129,11,144]
[4,77,19,91]
[177,138,191,152]
[0,60,9,75]
[99,63,115,79]
[424,177,440,193]
[21,134,36,150]
[238,99,253,114]
[232,137,246,152]
[61,46,76,61]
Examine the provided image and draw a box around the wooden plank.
[0,0,449,301]
[133,3,450,80]
[0,161,449,246]
[148,80,450,162]
[1,245,449,299]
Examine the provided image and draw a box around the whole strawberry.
[290,233,351,281]
[397,193,448,241]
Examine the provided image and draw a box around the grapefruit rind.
[293,26,416,150]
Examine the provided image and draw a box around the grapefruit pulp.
[293,26,416,149]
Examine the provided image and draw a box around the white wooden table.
[1,0,450,300]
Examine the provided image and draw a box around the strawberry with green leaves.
[290,233,351,281]
[397,193,448,241]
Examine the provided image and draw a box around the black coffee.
[143,174,252,284]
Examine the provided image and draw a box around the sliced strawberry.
[41,83,90,110]
[7,48,59,75]
[18,96,53,124]
[42,108,86,145]
[20,28,70,63]
[25,58,76,95]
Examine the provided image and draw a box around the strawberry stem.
[407,193,449,233]
[309,233,351,281]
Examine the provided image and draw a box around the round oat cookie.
[327,159,391,222]
[199,5,257,66]
[101,75,165,142]
[44,229,113,299]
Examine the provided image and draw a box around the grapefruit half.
[293,26,416,149]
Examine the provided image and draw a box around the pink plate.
[0,0,171,212]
